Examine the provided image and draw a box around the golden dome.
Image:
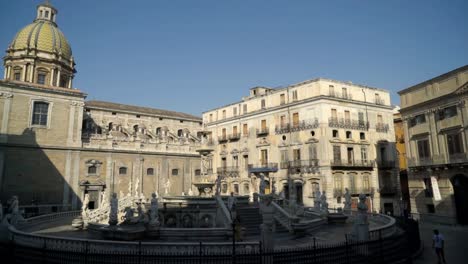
[9,20,72,60]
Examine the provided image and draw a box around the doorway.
[295,183,303,204]
[452,174,468,225]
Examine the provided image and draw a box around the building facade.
[203,79,400,213]
[398,65,468,224]
[0,2,203,214]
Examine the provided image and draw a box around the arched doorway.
[451,174,468,225]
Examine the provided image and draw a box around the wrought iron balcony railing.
[256,128,269,136]
[407,153,468,167]
[377,160,396,169]
[228,133,241,141]
[274,118,319,134]
[217,166,239,177]
[375,123,389,133]
[328,117,369,131]
[328,91,353,100]
[348,186,374,195]
[218,136,228,143]
[248,163,278,173]
[330,160,375,168]
[285,159,320,174]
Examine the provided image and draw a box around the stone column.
[71,151,80,210]
[6,66,11,79]
[3,67,6,79]
[50,68,55,86]
[68,77,73,89]
[0,92,13,143]
[28,64,34,82]
[56,69,61,87]
[22,65,27,81]
[67,102,76,146]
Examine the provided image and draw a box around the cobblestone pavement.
[414,222,468,264]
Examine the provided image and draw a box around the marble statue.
[343,188,352,213]
[352,193,370,241]
[259,195,275,252]
[135,178,140,196]
[7,196,23,225]
[149,193,159,223]
[259,174,266,195]
[136,201,147,223]
[122,207,135,224]
[215,175,222,196]
[127,180,132,196]
[109,193,118,226]
[320,191,328,213]
[188,188,194,196]
[314,188,321,210]
[100,189,109,209]
[164,179,171,195]
[81,193,90,225]
[227,192,237,212]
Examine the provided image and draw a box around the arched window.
[37,71,47,85]
[119,167,127,175]
[147,168,154,176]
[88,165,97,175]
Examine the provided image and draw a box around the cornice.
[0,80,86,98]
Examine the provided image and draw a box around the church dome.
[9,20,72,60]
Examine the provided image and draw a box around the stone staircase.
[237,206,289,237]
[237,207,262,236]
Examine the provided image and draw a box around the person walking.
[432,229,447,264]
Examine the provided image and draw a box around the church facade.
[0,2,203,214]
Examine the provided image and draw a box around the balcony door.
[221,157,227,168]
[242,124,248,136]
[233,126,238,136]
[260,149,268,165]
[331,109,337,120]
[347,147,354,165]
[261,120,267,131]
[345,110,351,124]
[292,113,299,127]
[280,115,286,128]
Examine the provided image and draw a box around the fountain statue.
[109,193,118,226]
[352,193,370,241]
[343,188,352,214]
[320,191,328,214]
[164,179,171,195]
[314,188,321,211]
[259,174,266,195]
[5,196,24,226]
[259,195,275,252]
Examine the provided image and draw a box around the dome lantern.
[3,0,76,89]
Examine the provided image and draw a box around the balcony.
[328,117,369,131]
[348,186,374,195]
[274,118,319,134]
[218,136,228,143]
[379,186,398,195]
[228,133,241,141]
[287,159,319,174]
[375,123,389,133]
[329,91,353,100]
[256,128,269,136]
[248,163,278,173]
[330,160,375,170]
[408,153,468,168]
[375,98,385,105]
[217,166,239,177]
[377,160,396,169]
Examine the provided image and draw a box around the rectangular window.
[209,114,213,122]
[329,85,335,96]
[14,72,21,81]
[342,87,347,99]
[244,155,249,170]
[233,107,237,116]
[172,169,179,176]
[242,124,248,136]
[361,147,368,162]
[280,115,287,128]
[195,169,201,176]
[292,113,299,127]
[243,104,247,114]
[221,157,227,168]
[347,147,354,164]
[438,105,457,120]
[32,101,49,126]
[410,114,426,127]
[358,112,364,125]
[147,168,154,175]
[423,178,434,198]
[222,110,226,119]
[377,114,383,124]
[447,133,463,155]
[331,109,337,120]
[293,149,301,161]
[280,94,285,105]
[344,110,350,123]
[292,90,298,101]
[260,150,268,165]
[333,146,341,161]
[363,175,370,189]
[222,128,226,139]
[280,150,288,162]
[334,175,342,190]
[233,156,239,167]
[261,99,266,109]
[417,139,431,158]
[37,73,46,85]
[233,126,238,136]
[309,144,317,160]
[261,119,267,130]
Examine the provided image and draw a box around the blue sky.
[1,0,467,115]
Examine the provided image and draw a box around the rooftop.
[85,100,202,122]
